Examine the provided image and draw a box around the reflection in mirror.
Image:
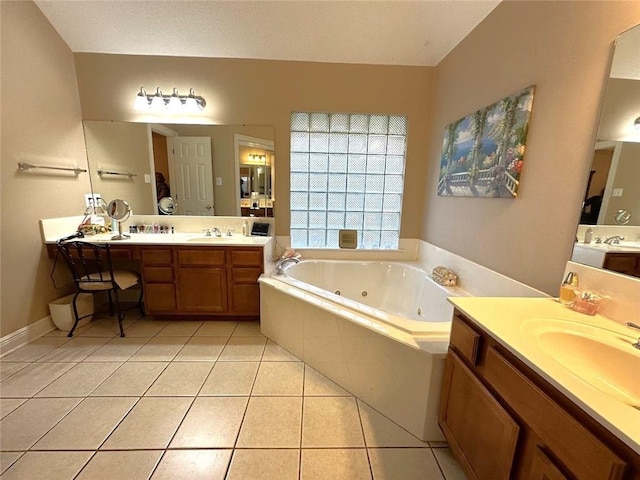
[236,135,275,218]
[83,122,275,217]
[158,197,177,215]
[613,209,631,225]
[572,24,640,279]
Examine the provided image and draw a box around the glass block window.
[290,112,407,249]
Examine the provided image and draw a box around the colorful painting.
[437,86,535,198]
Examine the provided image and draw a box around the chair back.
[57,241,116,289]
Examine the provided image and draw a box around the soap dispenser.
[559,271,579,305]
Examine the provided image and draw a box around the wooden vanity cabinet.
[440,311,637,480]
[228,248,263,315]
[138,245,264,317]
[176,248,227,313]
[140,247,177,314]
[47,242,265,317]
[603,252,640,278]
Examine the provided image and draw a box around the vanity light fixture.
[634,116,640,131]
[133,86,206,113]
[248,154,267,163]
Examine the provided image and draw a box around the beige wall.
[1,1,91,336]
[422,1,640,294]
[74,54,434,238]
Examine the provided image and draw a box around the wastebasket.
[49,293,94,331]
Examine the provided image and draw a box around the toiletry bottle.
[242,219,249,237]
[584,228,593,243]
[559,271,579,305]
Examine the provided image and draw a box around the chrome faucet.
[226,228,234,237]
[212,227,222,238]
[626,322,640,350]
[275,256,300,275]
[603,235,625,245]
[202,228,212,237]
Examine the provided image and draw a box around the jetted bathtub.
[259,259,467,441]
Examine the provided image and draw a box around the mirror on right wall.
[571,24,640,278]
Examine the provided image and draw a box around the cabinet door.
[603,253,640,278]
[439,351,520,480]
[144,283,177,313]
[230,284,260,314]
[530,447,569,480]
[178,267,227,312]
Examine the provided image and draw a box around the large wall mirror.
[83,122,275,217]
[571,24,640,278]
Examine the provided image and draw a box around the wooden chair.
[56,240,144,337]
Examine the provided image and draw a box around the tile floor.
[0,314,466,479]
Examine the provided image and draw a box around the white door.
[172,137,214,215]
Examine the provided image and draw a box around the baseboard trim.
[0,316,56,357]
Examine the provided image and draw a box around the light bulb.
[133,87,149,110]
[150,87,165,111]
[168,88,182,112]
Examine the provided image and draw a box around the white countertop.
[46,232,273,247]
[449,296,640,455]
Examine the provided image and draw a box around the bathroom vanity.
[572,242,640,279]
[439,297,640,480]
[46,232,273,318]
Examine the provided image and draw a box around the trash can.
[49,293,94,331]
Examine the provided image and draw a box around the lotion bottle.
[242,219,249,237]
[559,271,579,305]
[584,228,593,243]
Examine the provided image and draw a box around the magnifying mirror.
[613,209,631,225]
[107,199,131,240]
[158,196,176,215]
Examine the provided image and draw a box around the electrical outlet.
[144,174,151,183]
[84,193,102,208]
[612,188,623,197]
[216,177,223,186]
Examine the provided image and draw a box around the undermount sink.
[524,319,640,408]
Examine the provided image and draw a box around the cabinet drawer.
[141,248,173,265]
[440,351,520,480]
[143,266,174,283]
[450,315,482,366]
[178,249,225,266]
[232,267,262,284]
[230,249,263,266]
[484,347,627,480]
[109,246,135,260]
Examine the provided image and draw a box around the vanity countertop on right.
[448,296,640,455]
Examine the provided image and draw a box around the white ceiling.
[34,0,500,67]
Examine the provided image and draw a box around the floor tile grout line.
[71,449,98,480]
[1,318,459,478]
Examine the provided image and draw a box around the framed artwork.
[437,85,535,198]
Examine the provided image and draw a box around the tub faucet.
[603,235,625,245]
[275,256,300,275]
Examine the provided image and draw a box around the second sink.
[524,319,640,408]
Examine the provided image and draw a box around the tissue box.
[432,266,458,287]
